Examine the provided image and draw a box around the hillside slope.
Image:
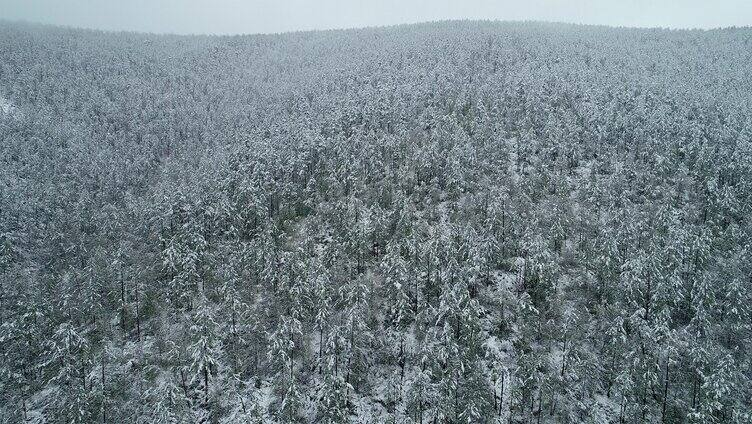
[1,21,751,423]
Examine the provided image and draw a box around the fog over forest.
[0,19,751,423]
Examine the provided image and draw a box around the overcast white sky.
[1,0,751,34]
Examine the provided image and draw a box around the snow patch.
[0,96,16,115]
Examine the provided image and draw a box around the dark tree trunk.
[102,354,107,423]
[661,355,670,423]
[135,284,141,341]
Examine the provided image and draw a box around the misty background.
[1,0,751,34]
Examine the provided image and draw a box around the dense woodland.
[0,20,751,423]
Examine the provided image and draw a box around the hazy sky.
[1,0,751,34]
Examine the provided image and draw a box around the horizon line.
[2,17,749,38]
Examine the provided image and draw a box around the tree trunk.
[499,372,505,417]
[346,322,353,400]
[550,391,557,417]
[290,344,295,382]
[135,284,141,341]
[607,350,616,398]
[560,337,568,377]
[691,372,698,409]
[203,365,209,407]
[102,354,107,423]
[661,355,670,423]
[536,385,543,424]
[399,336,405,402]
[180,369,190,401]
[318,326,324,374]
[119,269,126,330]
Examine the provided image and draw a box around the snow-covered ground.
[0,96,15,114]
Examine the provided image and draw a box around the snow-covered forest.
[0,20,751,423]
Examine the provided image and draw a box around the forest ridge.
[0,20,751,423]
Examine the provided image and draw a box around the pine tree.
[268,312,304,422]
[187,295,222,421]
[45,323,94,423]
